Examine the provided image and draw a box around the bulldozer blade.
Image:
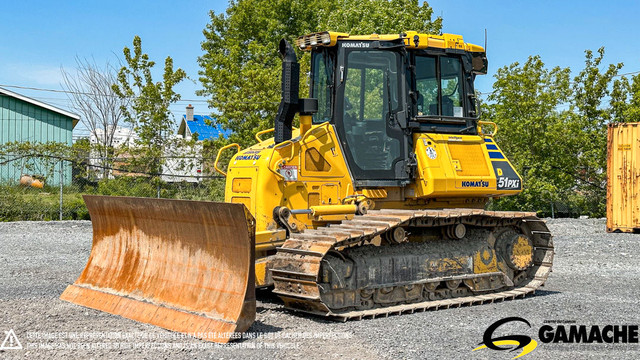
[60,195,256,343]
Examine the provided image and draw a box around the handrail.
[300,122,331,144]
[213,143,241,176]
[268,140,295,178]
[478,120,498,137]
[255,126,299,143]
[255,128,275,143]
[265,122,331,179]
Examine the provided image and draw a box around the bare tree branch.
[61,57,131,177]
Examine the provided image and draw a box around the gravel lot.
[1,218,639,359]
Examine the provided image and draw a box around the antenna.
[484,29,488,52]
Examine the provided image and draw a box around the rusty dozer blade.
[60,195,256,343]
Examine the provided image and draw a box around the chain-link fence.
[2,153,597,221]
[0,154,226,221]
[547,201,580,218]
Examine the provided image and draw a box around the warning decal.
[279,165,298,182]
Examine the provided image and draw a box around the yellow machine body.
[62,31,536,342]
[218,31,522,287]
[223,123,522,286]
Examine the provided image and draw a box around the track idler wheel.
[496,230,534,271]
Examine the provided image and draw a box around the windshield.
[311,50,333,124]
[415,55,464,117]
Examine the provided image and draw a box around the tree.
[112,35,187,177]
[485,49,622,217]
[198,0,442,147]
[484,56,573,214]
[61,57,129,178]
[569,48,622,215]
[611,72,640,123]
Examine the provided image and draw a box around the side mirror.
[471,52,488,75]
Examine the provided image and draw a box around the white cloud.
[2,63,64,87]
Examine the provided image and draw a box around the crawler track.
[270,209,554,320]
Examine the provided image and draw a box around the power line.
[0,83,280,105]
[8,67,636,107]
[0,83,210,103]
[476,70,640,97]
[615,70,640,77]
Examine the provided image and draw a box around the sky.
[1,1,639,137]
[429,0,640,94]
[0,0,228,137]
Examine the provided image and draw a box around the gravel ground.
[1,218,639,359]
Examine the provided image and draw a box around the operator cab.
[302,31,488,187]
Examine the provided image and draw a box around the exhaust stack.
[274,39,299,144]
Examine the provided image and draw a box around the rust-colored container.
[607,123,640,232]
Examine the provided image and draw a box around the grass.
[0,177,226,221]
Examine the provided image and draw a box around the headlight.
[320,32,331,44]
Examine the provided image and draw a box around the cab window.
[415,55,464,117]
[311,50,333,124]
[342,50,401,172]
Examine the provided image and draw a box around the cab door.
[334,41,409,187]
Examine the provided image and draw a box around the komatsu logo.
[235,155,261,161]
[461,180,489,188]
[341,42,370,48]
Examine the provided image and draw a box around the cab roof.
[296,31,485,53]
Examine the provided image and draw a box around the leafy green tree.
[486,49,622,217]
[484,56,572,214]
[113,35,187,176]
[198,0,442,147]
[568,48,622,215]
[611,72,640,123]
[629,74,640,120]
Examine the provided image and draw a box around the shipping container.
[607,122,640,232]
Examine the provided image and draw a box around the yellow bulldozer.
[61,31,554,343]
